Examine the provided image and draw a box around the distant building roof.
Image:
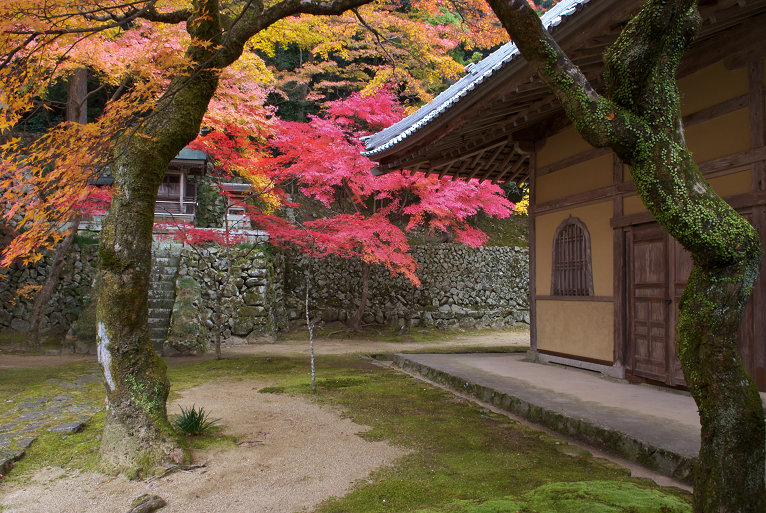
[174,147,207,161]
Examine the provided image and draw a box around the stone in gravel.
[44,407,63,415]
[15,437,36,450]
[52,394,73,402]
[0,423,18,433]
[127,494,166,513]
[48,421,85,434]
[0,438,10,448]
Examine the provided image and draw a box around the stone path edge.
[390,354,695,485]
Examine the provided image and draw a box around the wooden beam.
[611,191,766,228]
[428,138,507,169]
[679,10,766,77]
[481,149,516,182]
[698,145,766,175]
[537,147,612,177]
[469,144,506,180]
[496,153,528,183]
[682,94,749,127]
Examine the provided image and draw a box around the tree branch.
[217,0,376,67]
[485,0,646,158]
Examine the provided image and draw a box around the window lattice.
[552,218,593,296]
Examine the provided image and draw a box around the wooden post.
[177,171,184,214]
[749,59,766,389]
[528,146,538,355]
[612,152,625,372]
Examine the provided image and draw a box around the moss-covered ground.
[277,322,529,345]
[1,354,691,512]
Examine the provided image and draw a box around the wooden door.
[628,222,761,390]
[628,225,675,384]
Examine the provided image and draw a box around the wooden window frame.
[551,216,594,296]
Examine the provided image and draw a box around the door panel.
[628,221,761,391]
[629,226,671,383]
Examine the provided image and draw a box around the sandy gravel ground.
[226,329,529,358]
[0,380,406,513]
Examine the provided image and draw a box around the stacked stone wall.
[0,242,98,332]
[175,245,287,346]
[284,245,529,329]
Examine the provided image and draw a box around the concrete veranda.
[390,352,766,487]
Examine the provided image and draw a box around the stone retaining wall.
[0,239,529,343]
[0,241,98,332]
[283,245,529,329]
[173,245,287,348]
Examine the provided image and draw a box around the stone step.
[151,268,178,278]
[151,271,178,280]
[149,281,175,292]
[149,299,174,309]
[149,329,168,341]
[148,317,170,329]
[148,308,172,318]
[153,257,180,267]
[149,288,175,299]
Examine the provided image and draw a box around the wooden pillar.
[528,148,538,354]
[612,153,625,372]
[179,171,186,214]
[749,59,766,390]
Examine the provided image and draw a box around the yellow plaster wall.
[708,170,752,197]
[623,195,647,216]
[536,300,614,362]
[535,201,613,296]
[536,154,613,204]
[685,108,750,163]
[536,125,593,168]
[678,61,749,115]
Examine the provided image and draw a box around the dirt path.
[0,380,406,513]
[0,328,526,512]
[200,329,528,363]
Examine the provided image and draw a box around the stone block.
[48,421,85,434]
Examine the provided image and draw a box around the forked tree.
[483,0,764,511]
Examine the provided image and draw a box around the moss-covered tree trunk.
[96,2,222,475]
[487,0,765,510]
[90,0,429,478]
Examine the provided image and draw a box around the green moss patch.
[168,355,691,513]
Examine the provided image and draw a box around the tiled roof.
[361,0,593,157]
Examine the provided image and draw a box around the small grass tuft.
[173,405,220,436]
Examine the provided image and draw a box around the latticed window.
[551,217,594,296]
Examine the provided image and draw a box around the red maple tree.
[192,90,516,330]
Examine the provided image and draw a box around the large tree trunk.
[96,5,222,475]
[28,69,89,350]
[27,214,81,350]
[486,0,764,510]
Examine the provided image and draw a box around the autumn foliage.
[187,90,515,286]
